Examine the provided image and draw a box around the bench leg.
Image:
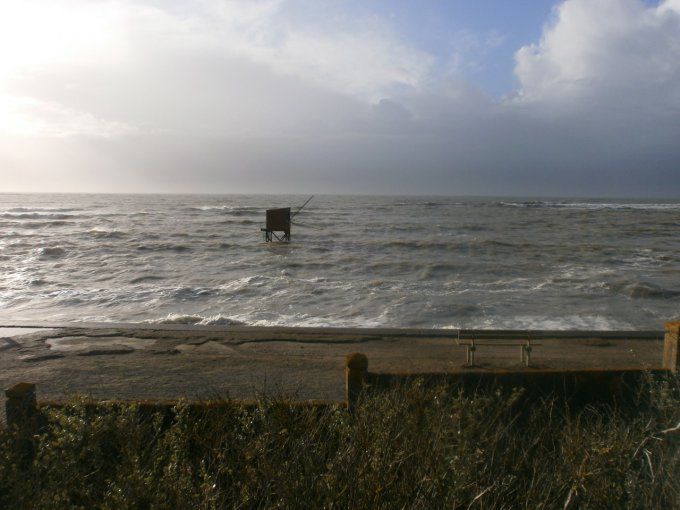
[464,345,476,367]
[524,344,532,367]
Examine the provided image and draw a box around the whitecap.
[498,201,680,211]
[476,315,627,331]
[88,229,127,239]
[149,313,246,326]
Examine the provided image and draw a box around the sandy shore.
[0,323,664,410]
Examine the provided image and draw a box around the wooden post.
[345,353,368,412]
[5,382,38,430]
[663,321,680,372]
[5,382,39,462]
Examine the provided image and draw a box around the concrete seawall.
[0,322,667,404]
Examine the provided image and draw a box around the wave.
[217,219,259,225]
[351,201,456,212]
[220,275,281,293]
[129,275,166,284]
[392,201,452,207]
[474,315,628,331]
[0,212,80,220]
[169,287,215,300]
[88,229,127,239]
[15,220,72,228]
[36,246,68,259]
[241,313,386,328]
[458,224,489,232]
[381,239,452,250]
[5,207,84,213]
[377,238,531,251]
[419,263,461,279]
[136,244,191,252]
[499,201,680,211]
[622,282,680,300]
[190,205,261,215]
[149,313,246,326]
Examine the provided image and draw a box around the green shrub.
[1,375,679,508]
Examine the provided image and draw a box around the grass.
[2,374,680,509]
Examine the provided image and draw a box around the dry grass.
[2,373,680,508]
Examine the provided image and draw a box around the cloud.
[504,0,680,195]
[0,0,431,137]
[0,0,679,197]
[514,0,680,109]
[0,95,138,138]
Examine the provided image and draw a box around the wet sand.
[0,323,664,408]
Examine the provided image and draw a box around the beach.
[1,323,664,406]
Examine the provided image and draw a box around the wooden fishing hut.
[260,196,313,243]
[261,207,291,242]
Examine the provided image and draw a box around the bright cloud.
[194,0,434,97]
[0,0,432,138]
[514,0,680,108]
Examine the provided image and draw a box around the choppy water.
[0,194,678,329]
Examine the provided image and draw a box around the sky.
[0,0,679,197]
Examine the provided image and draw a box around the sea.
[0,194,678,330]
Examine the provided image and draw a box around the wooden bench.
[457,332,542,367]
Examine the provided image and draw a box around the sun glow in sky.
[0,0,679,196]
